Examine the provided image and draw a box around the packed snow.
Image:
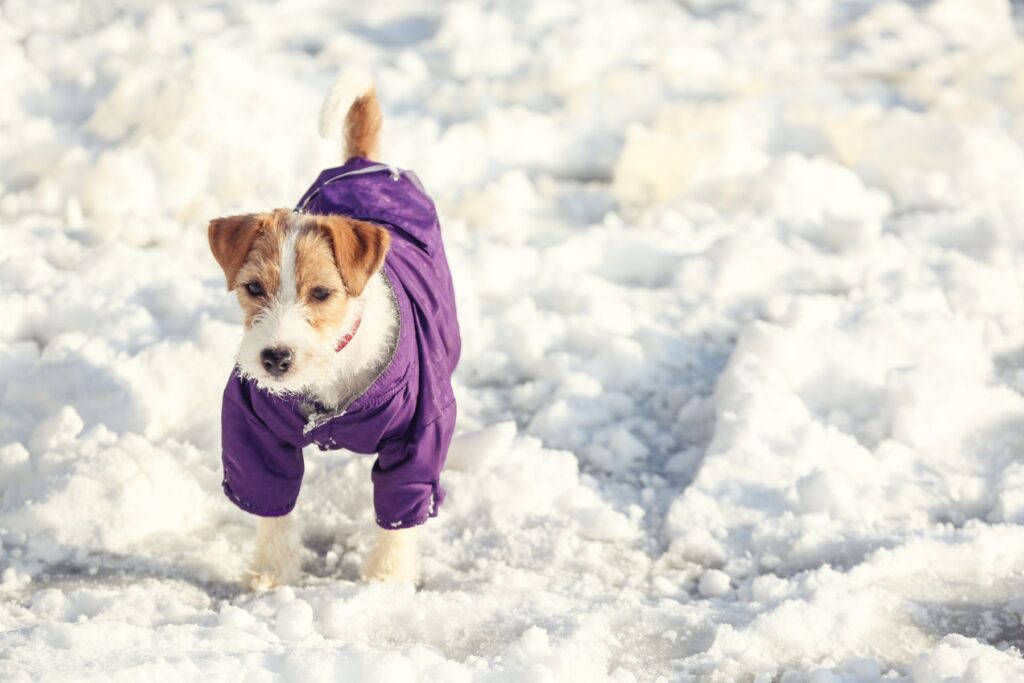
[3,0,1024,680]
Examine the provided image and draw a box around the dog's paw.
[360,553,416,583]
[245,552,301,591]
[246,569,285,592]
[360,528,418,583]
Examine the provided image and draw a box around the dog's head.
[208,209,390,393]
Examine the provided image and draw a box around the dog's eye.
[245,281,265,297]
[311,287,331,302]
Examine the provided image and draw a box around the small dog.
[208,70,460,588]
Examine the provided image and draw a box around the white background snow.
[3,0,1024,680]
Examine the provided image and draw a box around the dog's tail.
[318,68,381,161]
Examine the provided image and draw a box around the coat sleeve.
[221,373,308,517]
[370,403,456,529]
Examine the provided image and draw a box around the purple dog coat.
[220,157,460,529]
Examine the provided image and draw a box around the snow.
[3,0,1024,680]
[697,570,730,598]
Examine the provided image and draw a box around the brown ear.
[317,216,391,296]
[208,214,265,290]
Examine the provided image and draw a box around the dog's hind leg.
[247,513,302,590]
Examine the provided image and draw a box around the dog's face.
[209,209,390,393]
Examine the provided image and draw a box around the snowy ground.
[3,0,1024,680]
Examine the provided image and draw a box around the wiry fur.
[231,214,396,403]
[303,271,398,410]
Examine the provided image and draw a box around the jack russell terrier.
[208,70,460,589]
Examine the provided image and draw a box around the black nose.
[260,347,293,377]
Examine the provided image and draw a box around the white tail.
[318,68,381,161]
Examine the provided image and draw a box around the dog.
[207,70,460,589]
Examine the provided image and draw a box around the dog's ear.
[316,216,391,297]
[208,214,265,290]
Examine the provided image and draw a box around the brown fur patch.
[230,209,290,328]
[208,213,267,291]
[345,89,382,160]
[293,226,351,333]
[315,215,391,297]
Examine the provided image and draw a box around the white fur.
[248,514,302,590]
[318,67,374,143]
[360,527,419,583]
[235,273,323,397]
[278,228,299,307]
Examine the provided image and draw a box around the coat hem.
[222,479,297,517]
[374,514,432,530]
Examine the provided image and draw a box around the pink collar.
[334,317,362,352]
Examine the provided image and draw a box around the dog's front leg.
[248,513,302,590]
[360,527,419,583]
